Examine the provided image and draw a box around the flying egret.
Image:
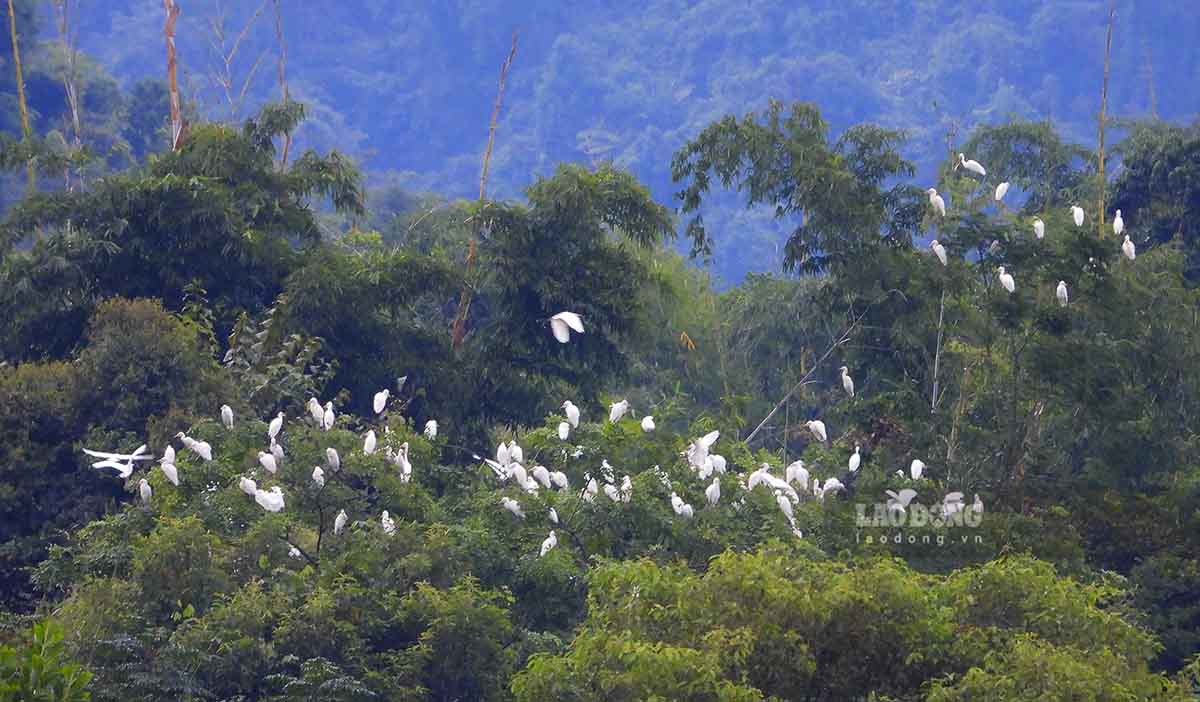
[255,486,285,512]
[609,399,630,423]
[886,488,918,515]
[1033,218,1045,239]
[139,479,152,505]
[312,466,325,488]
[334,509,348,535]
[549,311,585,343]
[1122,235,1136,261]
[1071,205,1085,227]
[557,422,570,440]
[424,420,438,440]
[840,366,855,397]
[994,182,1009,202]
[997,266,1015,294]
[322,402,335,431]
[1056,281,1069,307]
[239,477,257,496]
[501,497,525,519]
[910,459,926,480]
[1113,209,1124,237]
[381,510,395,535]
[539,530,557,557]
[326,447,340,472]
[930,239,948,266]
[268,412,284,441]
[806,420,828,443]
[562,400,580,427]
[849,445,861,473]
[221,404,234,430]
[955,153,986,177]
[373,389,389,415]
[705,477,721,506]
[363,430,377,455]
[926,188,946,217]
[641,416,656,432]
[549,508,559,524]
[160,461,179,486]
[84,445,152,478]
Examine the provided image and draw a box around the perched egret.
[539,530,557,557]
[549,311,585,343]
[785,460,809,488]
[139,479,152,505]
[531,464,552,489]
[326,447,340,472]
[562,400,580,427]
[582,477,599,503]
[849,445,861,473]
[508,441,524,465]
[322,402,335,431]
[1113,209,1124,237]
[257,451,277,474]
[381,510,396,535]
[822,477,846,496]
[395,442,412,481]
[255,486,285,512]
[886,488,918,515]
[1122,235,1136,261]
[268,412,284,441]
[373,389,389,415]
[496,442,511,468]
[997,266,1015,294]
[288,545,302,560]
[160,461,179,486]
[334,509,348,535]
[270,441,285,464]
[926,188,946,217]
[641,416,656,432]
[775,490,795,523]
[705,477,721,506]
[972,494,985,514]
[424,420,438,440]
[806,420,828,443]
[609,399,630,423]
[161,444,175,466]
[1056,281,1069,307]
[910,459,926,481]
[550,471,569,489]
[549,508,559,524]
[710,454,727,473]
[941,492,965,519]
[1033,218,1045,239]
[312,466,325,488]
[1071,205,1085,227]
[955,153,986,176]
[363,430,377,455]
[501,497,525,519]
[603,481,621,503]
[994,181,1009,202]
[840,366,855,397]
[557,421,570,440]
[221,404,234,430]
[307,397,324,424]
[930,239,948,266]
[239,477,258,496]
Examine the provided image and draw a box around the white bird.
[334,509,348,535]
[549,507,559,524]
[394,442,412,481]
[326,447,340,472]
[549,311,585,343]
[1122,235,1136,261]
[848,445,861,473]
[886,488,918,515]
[562,400,580,427]
[501,497,525,519]
[785,460,809,488]
[1113,209,1124,237]
[508,441,524,465]
[424,420,438,440]
[806,420,828,443]
[307,397,324,424]
[775,490,795,523]
[822,477,845,497]
[381,510,395,535]
[161,445,175,467]
[85,445,152,478]
[956,153,986,177]
[557,421,570,441]
[926,188,946,217]
[1071,205,1085,227]
[255,486,285,512]
[1033,218,1045,239]
[373,389,389,415]
[994,181,1009,202]
[641,416,655,432]
[268,412,284,442]
[258,451,277,474]
[288,545,302,560]
[971,494,985,514]
[363,430,377,455]
[221,404,234,430]
[192,440,213,462]
[609,399,630,423]
[321,402,335,431]
[270,441,285,464]
[997,266,1015,294]
[705,477,721,506]
[582,477,598,503]
[139,478,152,505]
[1056,281,1069,307]
[239,476,257,496]
[839,366,855,397]
[710,454,727,474]
[549,471,569,489]
[496,442,511,468]
[531,465,552,489]
[160,461,178,486]
[910,459,926,481]
[930,239,948,266]
[312,466,325,488]
[941,491,965,519]
[539,530,557,557]
[603,482,621,503]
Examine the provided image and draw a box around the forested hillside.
[1,1,1199,700]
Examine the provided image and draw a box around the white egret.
[849,445,861,473]
[381,510,395,535]
[997,266,1015,294]
[321,402,335,431]
[312,466,325,488]
[539,530,557,557]
[886,488,918,515]
[941,491,965,519]
[139,479,152,505]
[972,494,984,514]
[531,465,552,489]
[395,442,412,481]
[1122,235,1136,261]
[994,182,1009,202]
[641,416,656,432]
[501,497,525,519]
[609,399,630,423]
[785,460,809,488]
[239,476,257,496]
[1033,218,1045,239]
[508,441,524,465]
[258,451,277,474]
[926,188,946,217]
[84,445,152,478]
[326,447,340,473]
[806,420,828,443]
[603,481,621,502]
[562,400,580,427]
[550,471,569,489]
[840,366,855,397]
[1071,205,1085,227]
[930,239,948,266]
[1113,209,1124,237]
[161,445,175,467]
[582,477,598,503]
[710,454,727,474]
[221,404,234,430]
[549,507,559,524]
[160,461,179,486]
[255,486,285,512]
[955,153,986,176]
[424,420,438,440]
[363,430,377,455]
[822,477,845,496]
[193,440,212,461]
[373,389,389,415]
[557,422,570,441]
[775,490,795,523]
[910,459,926,480]
[1056,281,1069,307]
[288,545,302,560]
[705,477,721,506]
[496,442,511,468]
[270,441,285,464]
[549,311,585,343]
[334,509,348,535]
[307,397,324,424]
[268,412,284,442]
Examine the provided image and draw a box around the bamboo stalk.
[271,0,292,170]
[52,0,83,189]
[163,0,184,150]
[930,288,947,410]
[7,0,33,193]
[1096,0,1115,235]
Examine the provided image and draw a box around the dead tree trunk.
[8,0,34,193]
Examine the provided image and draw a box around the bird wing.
[553,311,585,334]
[549,317,570,343]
